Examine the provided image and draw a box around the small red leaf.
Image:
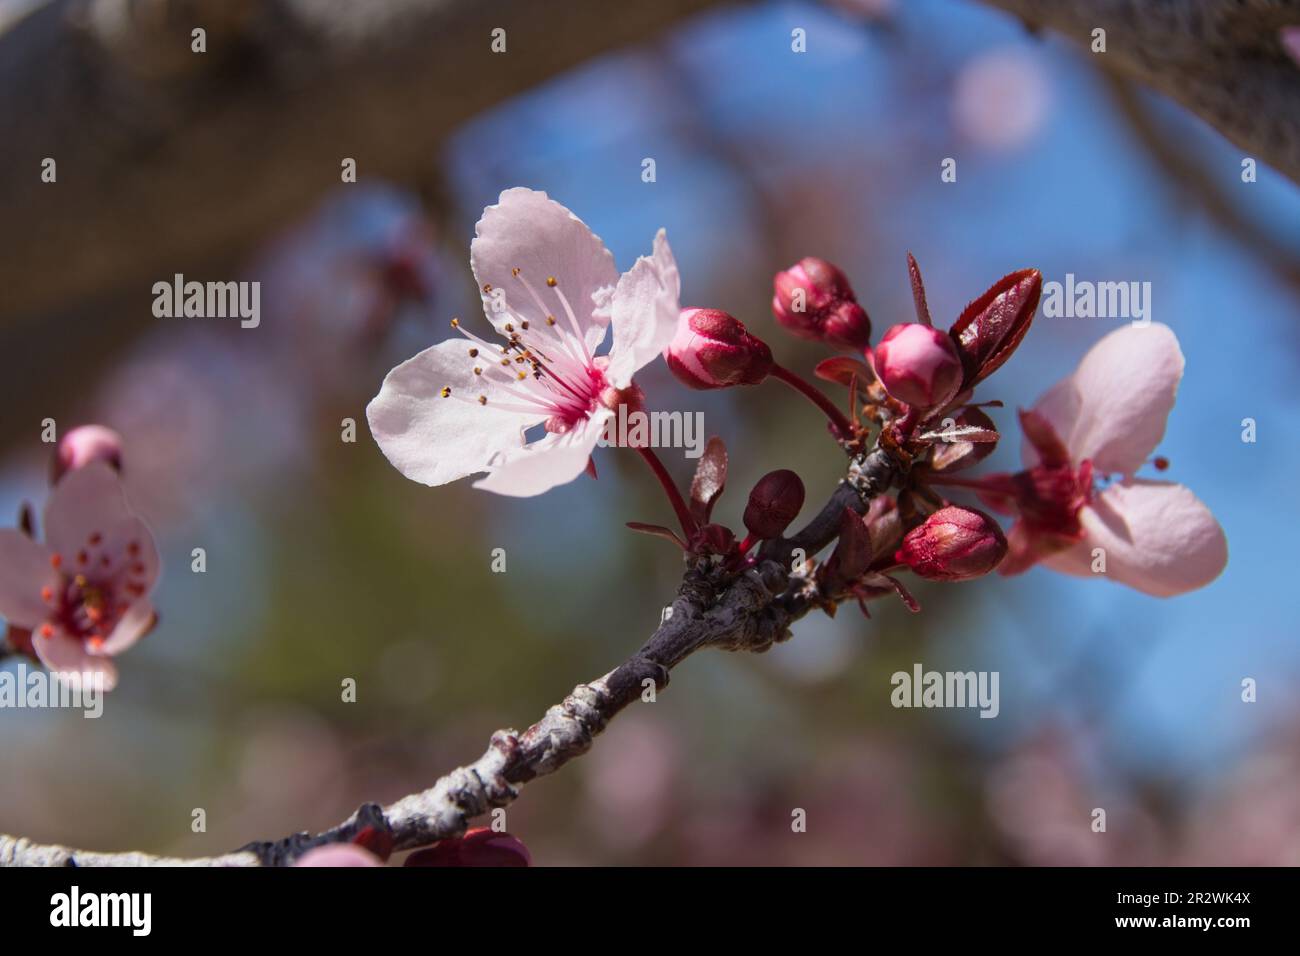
[626,522,687,550]
[948,268,1042,387]
[907,252,933,327]
[689,436,727,523]
[814,356,875,388]
[819,507,874,591]
[927,407,1001,473]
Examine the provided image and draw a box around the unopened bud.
[665,308,773,390]
[52,425,123,485]
[872,324,963,409]
[772,257,872,350]
[895,506,1006,581]
[743,469,805,539]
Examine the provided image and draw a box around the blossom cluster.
[368,188,1226,604]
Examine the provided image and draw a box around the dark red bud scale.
[948,269,1042,389]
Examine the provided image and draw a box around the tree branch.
[0,448,900,867]
[974,0,1300,185]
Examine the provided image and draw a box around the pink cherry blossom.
[366,187,680,497]
[978,323,1226,596]
[0,462,160,689]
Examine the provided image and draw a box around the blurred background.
[2,0,1299,865]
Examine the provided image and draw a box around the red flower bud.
[895,506,1007,581]
[872,323,963,409]
[404,828,532,867]
[772,257,872,350]
[948,269,1041,388]
[743,469,805,539]
[52,425,123,485]
[665,308,773,390]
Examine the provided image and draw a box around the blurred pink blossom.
[952,47,1050,153]
[0,463,158,689]
[949,324,1226,595]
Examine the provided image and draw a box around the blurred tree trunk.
[978,0,1300,184]
[0,0,731,322]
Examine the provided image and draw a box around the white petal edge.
[472,408,612,498]
[367,338,542,487]
[1041,479,1227,597]
[604,229,681,389]
[470,187,618,355]
[99,599,155,656]
[34,628,119,692]
[1027,323,1183,475]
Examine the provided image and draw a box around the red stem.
[635,446,698,538]
[770,363,855,439]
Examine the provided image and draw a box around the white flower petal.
[604,229,681,389]
[470,188,618,354]
[367,339,542,487]
[34,626,118,692]
[1042,479,1227,597]
[43,462,134,560]
[1027,323,1183,475]
[472,408,612,498]
[0,529,57,629]
[99,599,155,656]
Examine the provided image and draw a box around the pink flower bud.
[894,506,1007,581]
[665,308,773,390]
[771,257,872,350]
[872,323,963,409]
[743,469,805,539]
[52,425,123,485]
[404,828,532,867]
